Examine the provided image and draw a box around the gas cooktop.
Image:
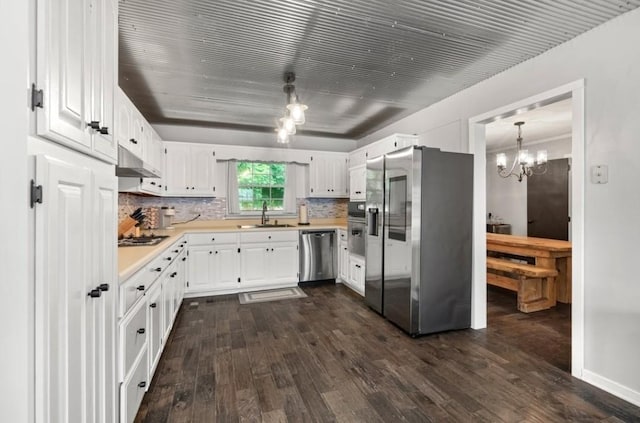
[117,235,169,247]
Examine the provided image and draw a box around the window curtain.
[283,163,297,214]
[227,160,240,214]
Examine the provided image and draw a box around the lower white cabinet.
[118,237,186,423]
[338,239,350,282]
[32,141,117,423]
[186,232,241,295]
[239,231,299,289]
[346,254,365,295]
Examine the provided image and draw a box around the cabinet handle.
[129,138,138,144]
[268,236,271,239]
[355,264,361,268]
[170,272,177,278]
[181,257,186,261]
[87,289,101,298]
[137,328,145,334]
[209,251,213,255]
[153,267,162,272]
[211,238,215,241]
[138,381,146,388]
[98,283,109,292]
[165,257,172,261]
[192,187,195,189]
[173,249,179,253]
[150,181,157,186]
[266,248,269,252]
[150,303,157,308]
[87,121,100,130]
[98,126,109,135]
[271,248,274,252]
[215,251,218,254]
[136,285,145,291]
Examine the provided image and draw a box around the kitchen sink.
[237,224,297,229]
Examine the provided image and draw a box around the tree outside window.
[237,162,286,211]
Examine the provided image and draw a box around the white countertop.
[118,218,347,281]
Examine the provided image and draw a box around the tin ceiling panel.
[119,0,639,139]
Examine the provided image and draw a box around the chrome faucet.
[261,201,269,225]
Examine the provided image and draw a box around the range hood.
[115,146,161,178]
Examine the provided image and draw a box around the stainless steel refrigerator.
[365,146,473,336]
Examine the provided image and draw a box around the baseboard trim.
[582,369,640,407]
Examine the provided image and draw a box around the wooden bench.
[486,257,558,313]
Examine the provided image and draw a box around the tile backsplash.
[118,193,347,227]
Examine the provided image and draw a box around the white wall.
[359,9,640,404]
[153,124,357,152]
[486,137,572,236]
[0,0,31,421]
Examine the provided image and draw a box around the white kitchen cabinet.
[349,165,367,201]
[164,142,218,196]
[186,233,240,295]
[308,152,349,198]
[161,267,175,340]
[36,0,118,163]
[338,238,350,283]
[33,144,117,423]
[146,283,162,379]
[139,132,164,194]
[347,254,365,296]
[239,231,299,288]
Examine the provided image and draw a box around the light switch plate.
[591,165,608,184]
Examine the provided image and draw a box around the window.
[236,161,286,211]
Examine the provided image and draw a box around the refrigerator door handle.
[367,208,379,236]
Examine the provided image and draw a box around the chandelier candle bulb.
[497,153,507,168]
[537,150,548,164]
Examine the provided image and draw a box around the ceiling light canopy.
[275,72,308,144]
[496,121,547,182]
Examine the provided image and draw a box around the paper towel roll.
[299,204,308,224]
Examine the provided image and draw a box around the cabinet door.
[161,272,174,340]
[212,244,240,291]
[146,286,162,376]
[191,145,217,196]
[308,155,326,196]
[89,0,117,162]
[338,241,350,282]
[330,157,349,197]
[186,245,214,292]
[349,165,366,200]
[37,0,92,149]
[115,92,134,153]
[164,143,190,195]
[240,243,269,287]
[269,242,299,284]
[35,154,93,423]
[91,163,118,423]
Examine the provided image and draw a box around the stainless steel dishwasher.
[299,230,336,282]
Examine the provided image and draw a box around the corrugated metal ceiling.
[119,0,640,139]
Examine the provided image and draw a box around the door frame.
[467,80,585,379]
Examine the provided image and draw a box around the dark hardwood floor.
[135,284,640,422]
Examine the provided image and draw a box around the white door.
[240,243,269,287]
[37,0,92,149]
[191,145,217,195]
[212,244,240,291]
[89,0,117,162]
[35,154,93,423]
[186,245,213,292]
[269,242,299,284]
[91,164,117,423]
[164,143,190,195]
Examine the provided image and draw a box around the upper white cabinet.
[115,88,143,158]
[164,142,218,197]
[349,134,418,166]
[308,152,349,198]
[36,0,118,163]
[349,165,366,201]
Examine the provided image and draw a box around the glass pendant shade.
[279,116,296,135]
[287,101,308,125]
[518,149,529,164]
[276,127,289,144]
[537,150,548,164]
[496,153,507,168]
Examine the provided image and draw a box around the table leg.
[538,256,571,303]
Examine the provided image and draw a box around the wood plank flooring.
[135,284,640,422]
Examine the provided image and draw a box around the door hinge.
[31,83,44,111]
[30,180,43,208]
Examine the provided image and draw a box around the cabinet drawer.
[188,232,238,245]
[120,300,147,379]
[120,268,154,317]
[121,346,148,423]
[240,230,298,244]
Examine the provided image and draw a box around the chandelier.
[275,72,308,144]
[496,121,547,182]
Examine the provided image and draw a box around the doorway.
[468,80,585,379]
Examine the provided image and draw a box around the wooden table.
[486,233,572,303]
